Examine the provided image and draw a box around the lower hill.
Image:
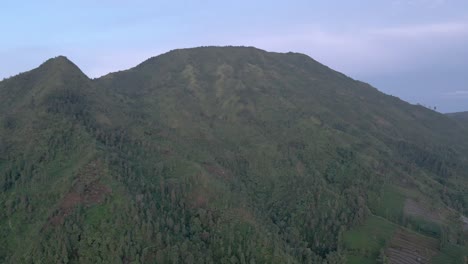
[0,47,467,263]
[447,111,468,124]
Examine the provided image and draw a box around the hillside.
[1,46,467,263]
[447,111,468,124]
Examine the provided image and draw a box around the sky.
[1,0,467,112]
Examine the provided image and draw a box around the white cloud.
[445,90,468,96]
[370,22,468,37]
[393,0,448,8]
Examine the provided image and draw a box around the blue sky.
[1,0,467,112]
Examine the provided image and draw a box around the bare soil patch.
[461,215,468,231]
[202,162,232,180]
[48,160,111,226]
[403,198,445,224]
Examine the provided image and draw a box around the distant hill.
[1,46,467,263]
[447,111,468,123]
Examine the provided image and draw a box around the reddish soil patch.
[186,173,211,209]
[403,199,445,224]
[48,161,111,226]
[188,190,209,209]
[231,208,257,226]
[295,161,305,176]
[385,229,438,264]
[374,116,392,128]
[202,162,232,180]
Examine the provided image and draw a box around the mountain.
[1,46,467,263]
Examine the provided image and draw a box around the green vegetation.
[368,185,405,223]
[343,215,397,263]
[406,216,442,238]
[433,243,467,264]
[0,47,467,263]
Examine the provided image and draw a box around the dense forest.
[0,47,467,263]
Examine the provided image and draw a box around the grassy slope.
[343,215,397,264]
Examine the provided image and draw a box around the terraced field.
[385,229,439,264]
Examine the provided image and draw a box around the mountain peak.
[39,55,81,72]
[0,55,91,112]
[28,55,91,87]
[50,55,70,61]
